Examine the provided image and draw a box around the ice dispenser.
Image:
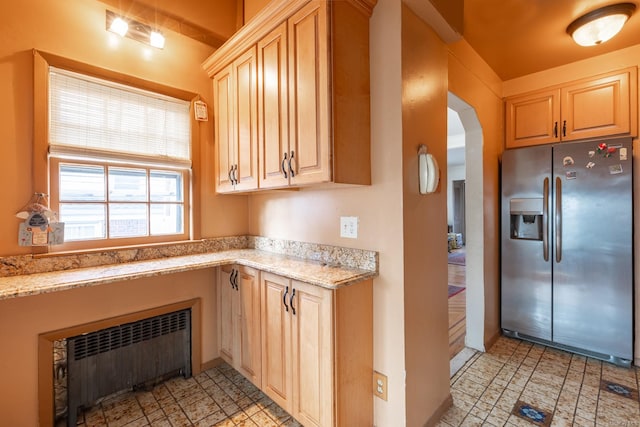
[510,198,543,240]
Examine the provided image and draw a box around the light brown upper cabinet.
[505,67,638,149]
[204,0,376,193]
[257,22,289,189]
[212,48,259,193]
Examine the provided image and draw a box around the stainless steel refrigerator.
[501,137,633,366]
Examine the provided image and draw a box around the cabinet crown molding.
[202,0,377,76]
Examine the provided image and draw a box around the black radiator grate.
[66,308,191,427]
[72,310,188,360]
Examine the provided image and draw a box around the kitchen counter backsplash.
[0,236,377,277]
[249,236,377,272]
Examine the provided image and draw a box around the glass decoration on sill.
[16,192,65,246]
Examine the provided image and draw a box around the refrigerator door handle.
[555,177,562,263]
[543,177,549,262]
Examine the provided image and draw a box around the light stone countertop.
[0,248,377,300]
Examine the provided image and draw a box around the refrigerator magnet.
[563,156,574,166]
[609,164,623,175]
[565,171,577,179]
[597,142,616,157]
[586,162,595,169]
[620,147,628,161]
[588,150,595,158]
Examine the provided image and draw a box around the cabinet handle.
[283,286,289,312]
[288,151,295,177]
[228,167,234,184]
[553,121,558,138]
[281,153,288,179]
[232,165,238,185]
[234,269,239,290]
[562,120,566,137]
[290,288,296,315]
[229,269,235,289]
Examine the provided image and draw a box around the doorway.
[446,108,467,359]
[447,92,485,369]
[452,179,465,242]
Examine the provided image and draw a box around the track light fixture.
[567,3,636,46]
[106,10,165,49]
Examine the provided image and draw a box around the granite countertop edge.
[0,249,378,300]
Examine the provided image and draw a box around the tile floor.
[69,336,640,427]
[439,336,640,427]
[70,363,301,427]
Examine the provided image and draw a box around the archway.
[448,92,485,354]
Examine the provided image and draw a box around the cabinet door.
[236,266,261,387]
[288,1,331,185]
[261,272,293,411]
[562,68,636,141]
[258,22,290,189]
[218,265,237,364]
[291,280,333,427]
[505,89,561,148]
[233,48,259,191]
[213,65,236,192]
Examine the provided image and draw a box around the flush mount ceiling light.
[106,10,165,49]
[567,3,636,46]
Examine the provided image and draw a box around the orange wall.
[448,39,504,347]
[401,5,451,425]
[245,1,455,425]
[139,0,240,39]
[243,0,272,22]
[0,269,216,425]
[246,0,411,424]
[0,1,242,423]
[0,0,248,258]
[502,44,640,97]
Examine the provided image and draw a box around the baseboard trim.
[424,393,453,427]
[485,329,501,351]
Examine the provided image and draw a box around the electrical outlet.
[373,371,388,401]
[340,216,358,238]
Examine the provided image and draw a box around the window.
[53,161,185,241]
[47,66,192,250]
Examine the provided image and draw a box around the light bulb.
[109,17,129,37]
[150,31,165,49]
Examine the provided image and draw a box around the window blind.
[49,67,191,167]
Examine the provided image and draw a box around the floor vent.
[66,309,191,426]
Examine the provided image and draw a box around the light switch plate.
[340,216,358,239]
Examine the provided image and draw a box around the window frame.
[50,157,190,251]
[34,50,201,253]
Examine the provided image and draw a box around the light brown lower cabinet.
[219,266,373,426]
[218,265,262,387]
[260,271,373,427]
